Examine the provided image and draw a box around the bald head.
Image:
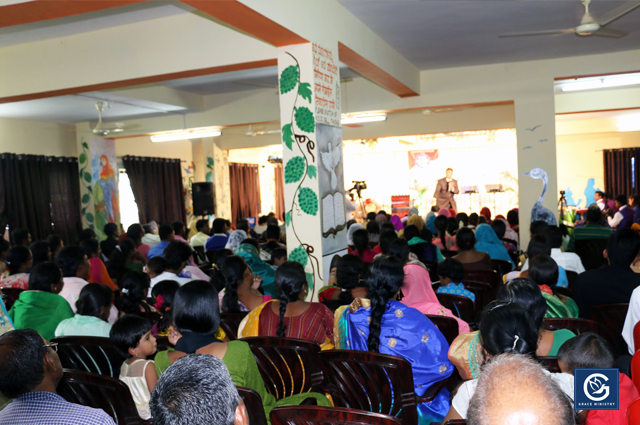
[468,354,573,425]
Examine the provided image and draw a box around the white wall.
[114,136,193,163]
[0,116,76,156]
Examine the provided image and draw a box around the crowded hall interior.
[3,1,640,424]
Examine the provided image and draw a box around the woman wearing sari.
[234,240,276,297]
[425,212,438,234]
[473,224,515,267]
[529,254,578,318]
[334,256,454,424]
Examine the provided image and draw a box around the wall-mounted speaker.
[192,182,215,216]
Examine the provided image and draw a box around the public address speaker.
[192,182,215,216]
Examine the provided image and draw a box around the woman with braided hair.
[334,256,454,424]
[219,255,272,313]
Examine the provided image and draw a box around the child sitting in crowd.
[271,248,287,269]
[116,271,155,317]
[150,280,179,337]
[436,258,475,302]
[144,256,165,280]
[557,332,639,424]
[110,314,158,420]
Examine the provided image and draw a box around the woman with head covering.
[479,207,492,224]
[401,262,470,334]
[389,215,404,232]
[234,239,276,297]
[224,229,247,252]
[438,208,452,218]
[347,223,365,247]
[474,224,515,267]
[448,208,456,218]
[408,214,425,231]
[426,212,438,234]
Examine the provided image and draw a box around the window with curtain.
[604,148,640,197]
[0,153,81,243]
[229,162,261,224]
[121,156,186,225]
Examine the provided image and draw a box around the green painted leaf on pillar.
[81,194,90,204]
[82,142,89,149]
[86,213,94,223]
[279,65,298,94]
[307,165,317,179]
[298,188,318,216]
[294,107,315,133]
[207,157,214,166]
[84,172,92,183]
[284,156,305,184]
[205,172,212,182]
[282,124,293,150]
[305,273,314,294]
[285,211,292,227]
[298,82,312,103]
[79,153,87,164]
[289,245,308,267]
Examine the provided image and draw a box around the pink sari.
[400,264,470,334]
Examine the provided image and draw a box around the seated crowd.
[1,199,640,425]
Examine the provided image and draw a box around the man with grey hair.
[467,354,574,425]
[150,354,249,425]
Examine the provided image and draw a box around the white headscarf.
[347,223,365,246]
[225,230,248,251]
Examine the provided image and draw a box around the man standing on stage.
[434,168,459,211]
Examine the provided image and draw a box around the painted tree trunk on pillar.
[278,42,346,300]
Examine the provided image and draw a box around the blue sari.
[474,224,515,267]
[235,244,276,297]
[335,299,453,424]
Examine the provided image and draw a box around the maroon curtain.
[229,163,261,224]
[48,156,82,245]
[122,156,186,224]
[275,165,285,221]
[0,154,81,243]
[604,148,640,197]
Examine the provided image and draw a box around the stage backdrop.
[343,129,518,218]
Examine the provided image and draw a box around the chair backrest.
[52,336,125,378]
[574,238,608,271]
[424,260,439,284]
[205,249,219,264]
[436,292,476,324]
[426,315,459,346]
[1,287,23,310]
[462,269,500,290]
[463,280,494,312]
[538,356,560,373]
[634,321,640,353]
[58,369,149,425]
[319,350,418,425]
[270,405,403,425]
[220,312,248,341]
[238,386,268,425]
[241,336,323,400]
[491,259,513,275]
[192,246,208,265]
[631,351,640,393]
[565,270,578,291]
[542,318,618,352]
[627,394,640,425]
[589,303,630,357]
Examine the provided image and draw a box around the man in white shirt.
[56,246,118,323]
[151,241,195,289]
[142,223,161,247]
[189,219,211,247]
[595,190,606,211]
[607,194,635,230]
[521,225,585,274]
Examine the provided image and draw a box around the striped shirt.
[258,302,334,345]
[574,224,613,240]
[0,392,116,425]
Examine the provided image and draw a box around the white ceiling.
[339,0,640,70]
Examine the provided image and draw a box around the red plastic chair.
[634,321,640,353]
[436,293,476,325]
[220,312,248,341]
[631,350,640,393]
[627,397,640,425]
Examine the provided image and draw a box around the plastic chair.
[426,315,459,346]
[574,238,608,271]
[1,287,23,310]
[491,259,513,275]
[320,350,448,425]
[58,369,151,425]
[238,386,268,425]
[463,280,494,312]
[627,396,640,425]
[542,318,618,352]
[436,292,476,324]
[270,405,403,425]
[589,303,630,357]
[632,350,640,394]
[240,337,323,400]
[220,312,248,341]
[463,269,500,291]
[192,246,208,265]
[634,321,640,353]
[52,336,125,378]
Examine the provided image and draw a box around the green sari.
[9,291,74,340]
[154,341,330,423]
[235,244,276,297]
[542,291,579,318]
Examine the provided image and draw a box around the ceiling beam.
[178,0,308,47]
[0,0,152,28]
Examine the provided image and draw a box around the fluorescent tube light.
[603,75,640,88]
[561,80,603,92]
[341,113,387,124]
[151,129,222,142]
[618,116,640,132]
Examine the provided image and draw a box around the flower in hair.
[154,294,165,310]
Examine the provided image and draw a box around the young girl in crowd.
[55,283,113,337]
[116,271,154,317]
[1,246,32,289]
[436,258,476,302]
[558,332,638,425]
[110,314,158,420]
[150,280,180,337]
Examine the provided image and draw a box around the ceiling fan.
[92,101,125,136]
[422,105,473,116]
[499,0,640,39]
